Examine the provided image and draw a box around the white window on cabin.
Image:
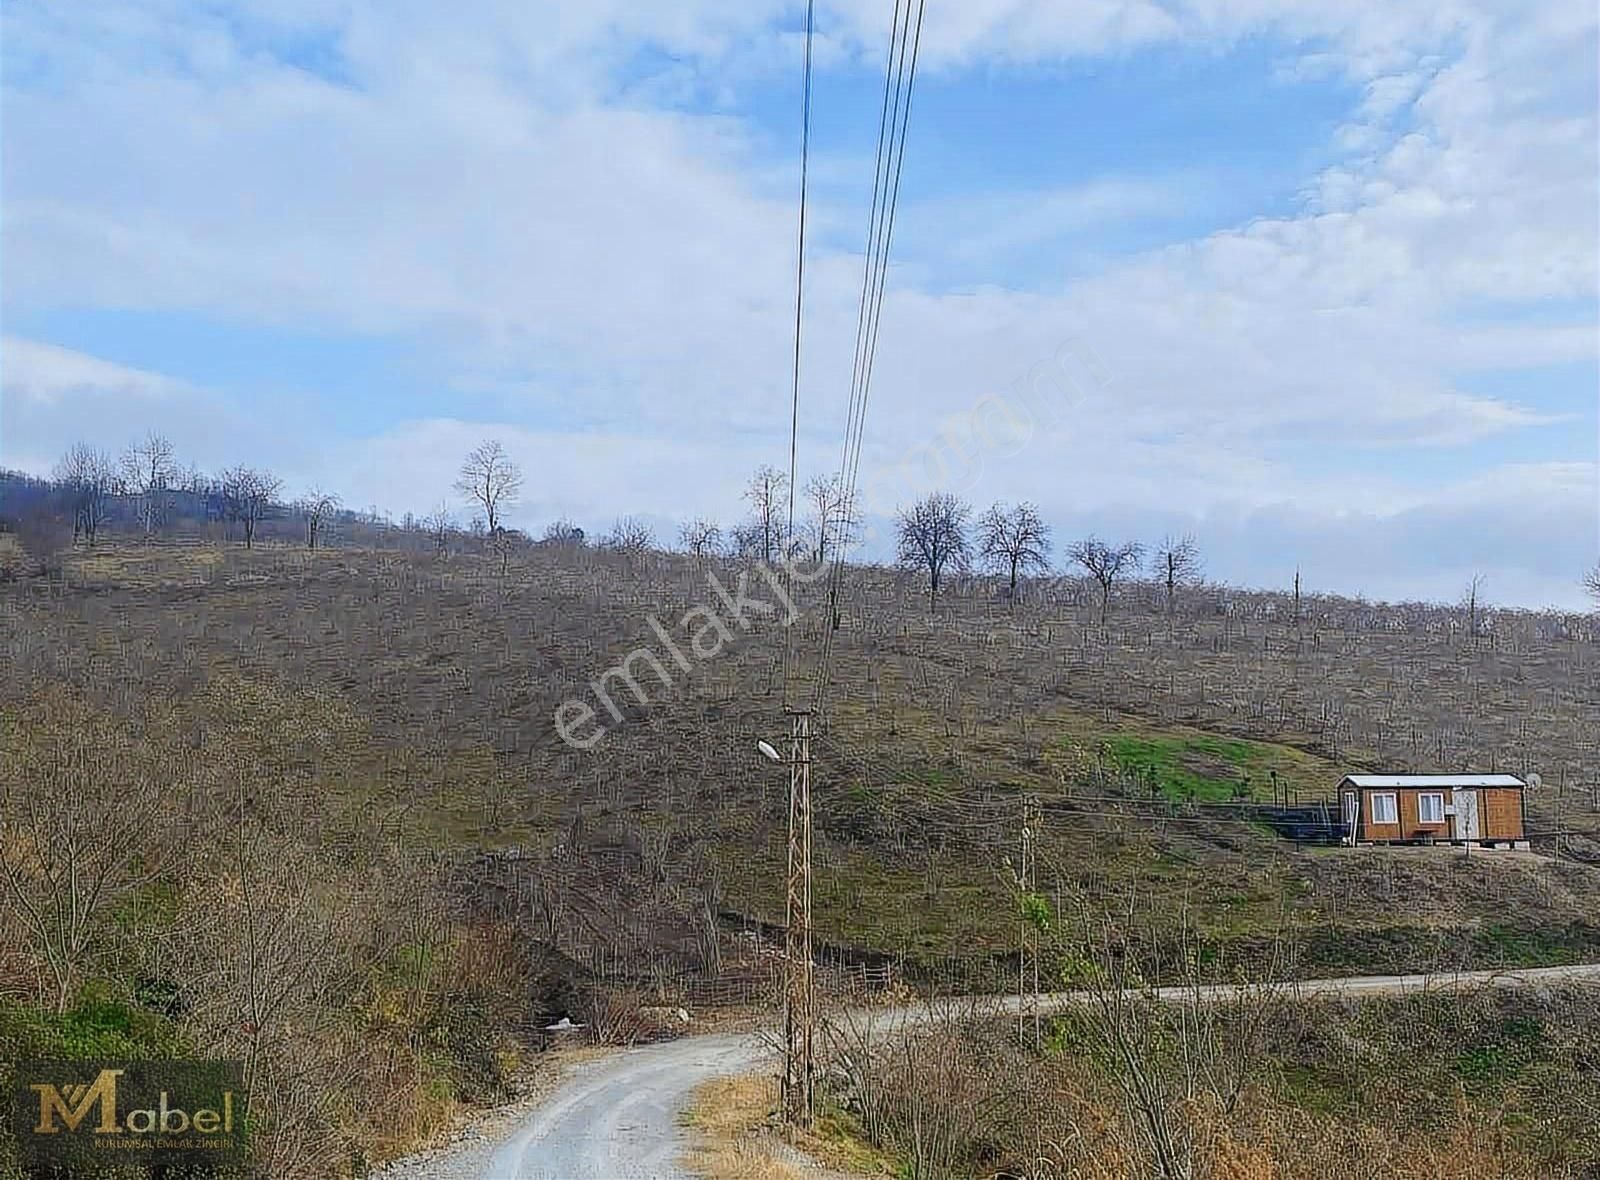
[1371,793,1398,824]
[1418,793,1445,824]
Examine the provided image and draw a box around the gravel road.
[384,962,1600,1180]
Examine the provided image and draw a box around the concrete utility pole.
[782,708,815,1125]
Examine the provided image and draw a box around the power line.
[812,0,928,714]
[779,0,817,712]
[776,0,819,1130]
[819,0,921,697]
[771,0,925,1127]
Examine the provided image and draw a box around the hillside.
[2,539,1598,1173]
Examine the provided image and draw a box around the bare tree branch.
[678,517,723,560]
[1151,534,1202,621]
[454,440,523,537]
[120,432,177,539]
[53,443,116,548]
[424,503,454,558]
[542,518,586,547]
[803,474,859,564]
[298,488,341,550]
[896,492,972,611]
[220,466,284,549]
[739,465,790,564]
[977,501,1051,607]
[604,515,655,557]
[1069,536,1145,624]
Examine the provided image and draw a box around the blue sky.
[2,0,1596,606]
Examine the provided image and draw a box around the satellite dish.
[757,740,783,764]
[1527,772,1542,790]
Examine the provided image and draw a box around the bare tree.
[977,501,1051,607]
[741,464,790,564]
[1054,890,1287,1180]
[604,516,655,557]
[220,466,283,548]
[424,503,454,557]
[454,440,523,537]
[729,521,761,558]
[120,431,177,538]
[0,736,176,1013]
[53,443,116,547]
[1586,561,1600,609]
[1151,534,1202,621]
[678,517,722,560]
[804,473,858,564]
[1461,573,1487,649]
[491,527,524,577]
[299,487,341,550]
[1069,536,1145,623]
[896,492,972,611]
[542,518,586,546]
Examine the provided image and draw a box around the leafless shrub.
[425,503,454,557]
[298,487,341,549]
[825,999,1035,1180]
[679,517,723,560]
[491,526,526,576]
[1048,891,1286,1179]
[586,985,652,1046]
[169,817,394,1178]
[542,518,586,547]
[0,724,184,1012]
[0,532,22,582]
[604,515,656,556]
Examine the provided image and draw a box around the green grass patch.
[1093,727,1333,802]
[0,995,188,1062]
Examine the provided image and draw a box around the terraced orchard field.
[3,540,1599,1169]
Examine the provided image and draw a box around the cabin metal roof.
[1338,774,1526,789]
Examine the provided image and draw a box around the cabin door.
[1454,790,1480,842]
[1341,791,1359,844]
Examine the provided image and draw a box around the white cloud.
[0,336,184,406]
[0,0,1594,603]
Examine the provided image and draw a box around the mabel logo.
[31,1067,124,1134]
[31,1067,236,1135]
[13,1060,245,1173]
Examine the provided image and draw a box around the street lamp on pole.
[757,716,814,1126]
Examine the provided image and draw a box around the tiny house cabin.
[1338,774,1527,847]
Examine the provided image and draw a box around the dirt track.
[385,963,1600,1180]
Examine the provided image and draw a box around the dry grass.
[2,538,1597,1176]
[683,1075,878,1180]
[0,534,29,584]
[682,1076,815,1180]
[821,981,1600,1180]
[4,539,1598,991]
